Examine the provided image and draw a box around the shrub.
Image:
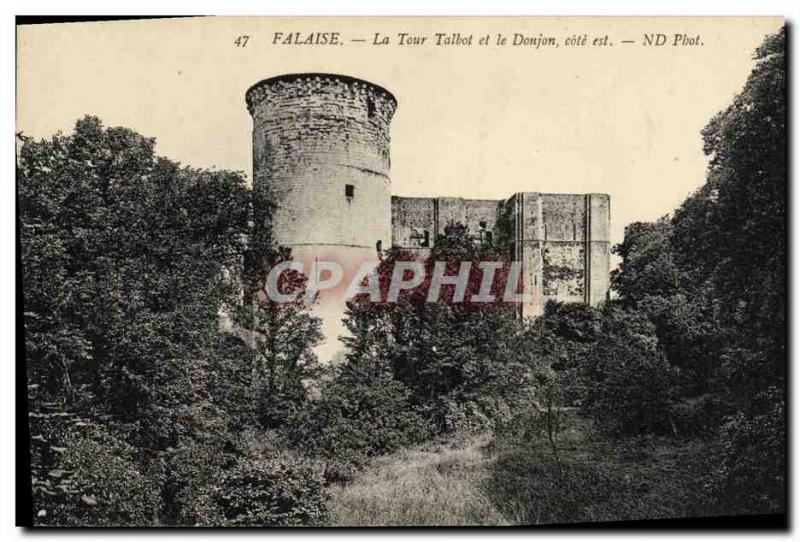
[34,426,162,526]
[287,363,431,466]
[427,396,516,435]
[210,451,328,527]
[580,307,680,436]
[706,386,786,515]
[158,440,236,525]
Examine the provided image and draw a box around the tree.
[341,223,530,433]
[219,171,325,430]
[612,219,726,395]
[19,116,251,524]
[231,246,323,429]
[672,28,786,394]
[608,28,786,511]
[612,218,682,305]
[579,306,680,436]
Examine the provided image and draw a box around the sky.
[17,16,784,263]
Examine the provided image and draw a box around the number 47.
[234,35,250,47]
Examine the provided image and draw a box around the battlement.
[248,73,397,253]
[246,72,397,120]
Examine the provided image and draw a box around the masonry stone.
[247,73,610,323]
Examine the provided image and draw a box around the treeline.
[486,27,786,522]
[20,28,784,526]
[300,27,786,521]
[19,116,329,526]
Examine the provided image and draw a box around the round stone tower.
[246,73,397,357]
[246,73,397,265]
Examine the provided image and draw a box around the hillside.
[328,433,509,527]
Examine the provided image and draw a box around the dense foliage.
[488,27,786,521]
[346,225,532,429]
[287,362,431,479]
[208,452,328,526]
[20,117,326,526]
[20,27,785,526]
[616,28,785,514]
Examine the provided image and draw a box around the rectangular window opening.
[345,184,355,198]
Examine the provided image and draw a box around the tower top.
[245,73,397,114]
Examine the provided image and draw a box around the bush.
[427,396,516,435]
[158,440,236,525]
[706,386,786,515]
[210,451,328,527]
[580,307,680,436]
[34,425,162,526]
[287,363,431,467]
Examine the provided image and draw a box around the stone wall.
[391,192,610,315]
[246,73,610,355]
[248,73,396,253]
[502,192,611,316]
[391,196,437,254]
[391,196,502,253]
[586,193,611,306]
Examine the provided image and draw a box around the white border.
[4,1,798,541]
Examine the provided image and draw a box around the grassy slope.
[327,414,714,526]
[487,413,711,524]
[327,433,510,527]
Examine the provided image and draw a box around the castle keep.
[246,73,610,318]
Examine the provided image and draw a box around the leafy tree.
[612,220,726,395]
[19,117,255,524]
[232,250,323,429]
[287,360,430,470]
[580,307,680,436]
[606,28,786,510]
[19,116,250,441]
[672,27,786,396]
[612,218,682,304]
[342,223,530,432]
[534,301,603,404]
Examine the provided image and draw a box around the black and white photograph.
[13,13,788,529]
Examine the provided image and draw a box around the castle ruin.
[245,73,610,322]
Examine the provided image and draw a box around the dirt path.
[327,433,510,527]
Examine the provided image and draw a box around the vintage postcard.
[16,16,786,527]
